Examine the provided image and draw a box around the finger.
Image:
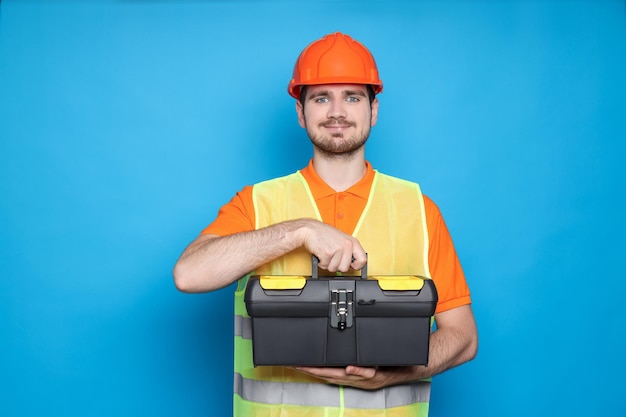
[337,250,354,273]
[315,250,335,271]
[295,367,347,379]
[326,251,344,272]
[345,366,376,378]
[316,255,329,271]
[350,244,368,270]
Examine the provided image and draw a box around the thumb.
[345,366,377,378]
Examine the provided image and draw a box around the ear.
[296,100,306,128]
[370,98,379,127]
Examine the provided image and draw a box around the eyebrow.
[343,90,367,97]
[308,90,331,100]
[307,89,368,100]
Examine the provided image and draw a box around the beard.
[306,118,371,158]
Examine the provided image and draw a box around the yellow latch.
[372,276,426,291]
[259,275,307,290]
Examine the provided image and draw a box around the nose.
[327,99,347,119]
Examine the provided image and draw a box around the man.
[174,32,477,416]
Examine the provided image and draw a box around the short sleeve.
[423,195,472,313]
[201,185,256,236]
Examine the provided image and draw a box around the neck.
[312,150,367,192]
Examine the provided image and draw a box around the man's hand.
[298,220,367,273]
[293,366,415,390]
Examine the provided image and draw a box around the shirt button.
[338,194,345,201]
[337,212,344,219]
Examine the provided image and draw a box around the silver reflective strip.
[234,373,430,409]
[235,372,341,407]
[344,381,431,408]
[234,315,252,340]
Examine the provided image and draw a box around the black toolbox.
[244,256,438,367]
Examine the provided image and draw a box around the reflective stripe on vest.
[234,314,252,340]
[234,170,432,415]
[234,372,431,408]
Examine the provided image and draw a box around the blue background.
[1,1,625,416]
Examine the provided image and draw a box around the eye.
[314,96,329,103]
[346,96,360,103]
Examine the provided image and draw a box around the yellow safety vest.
[233,170,432,417]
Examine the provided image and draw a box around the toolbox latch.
[330,288,354,330]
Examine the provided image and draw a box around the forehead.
[305,84,369,96]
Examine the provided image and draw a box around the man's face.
[296,84,379,158]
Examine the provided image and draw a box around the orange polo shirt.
[202,160,471,314]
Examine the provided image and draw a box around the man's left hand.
[293,366,413,390]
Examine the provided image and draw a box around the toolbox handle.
[311,254,367,279]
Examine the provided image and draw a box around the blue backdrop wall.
[1,1,625,416]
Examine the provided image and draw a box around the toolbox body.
[244,257,438,367]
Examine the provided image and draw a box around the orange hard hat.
[288,32,383,99]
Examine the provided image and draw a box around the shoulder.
[254,171,302,188]
[375,171,415,185]
[374,172,439,211]
[375,171,443,223]
[422,194,442,219]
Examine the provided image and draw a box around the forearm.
[408,321,477,380]
[352,324,477,389]
[379,305,478,386]
[173,217,368,293]
[298,305,478,390]
[173,219,307,293]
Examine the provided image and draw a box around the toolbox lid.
[258,274,428,291]
[259,276,307,290]
[371,276,426,291]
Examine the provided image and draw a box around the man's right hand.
[296,219,367,273]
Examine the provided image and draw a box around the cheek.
[302,109,321,127]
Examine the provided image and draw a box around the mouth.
[321,121,355,132]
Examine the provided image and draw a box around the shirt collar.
[299,159,375,200]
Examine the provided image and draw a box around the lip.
[322,123,352,131]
